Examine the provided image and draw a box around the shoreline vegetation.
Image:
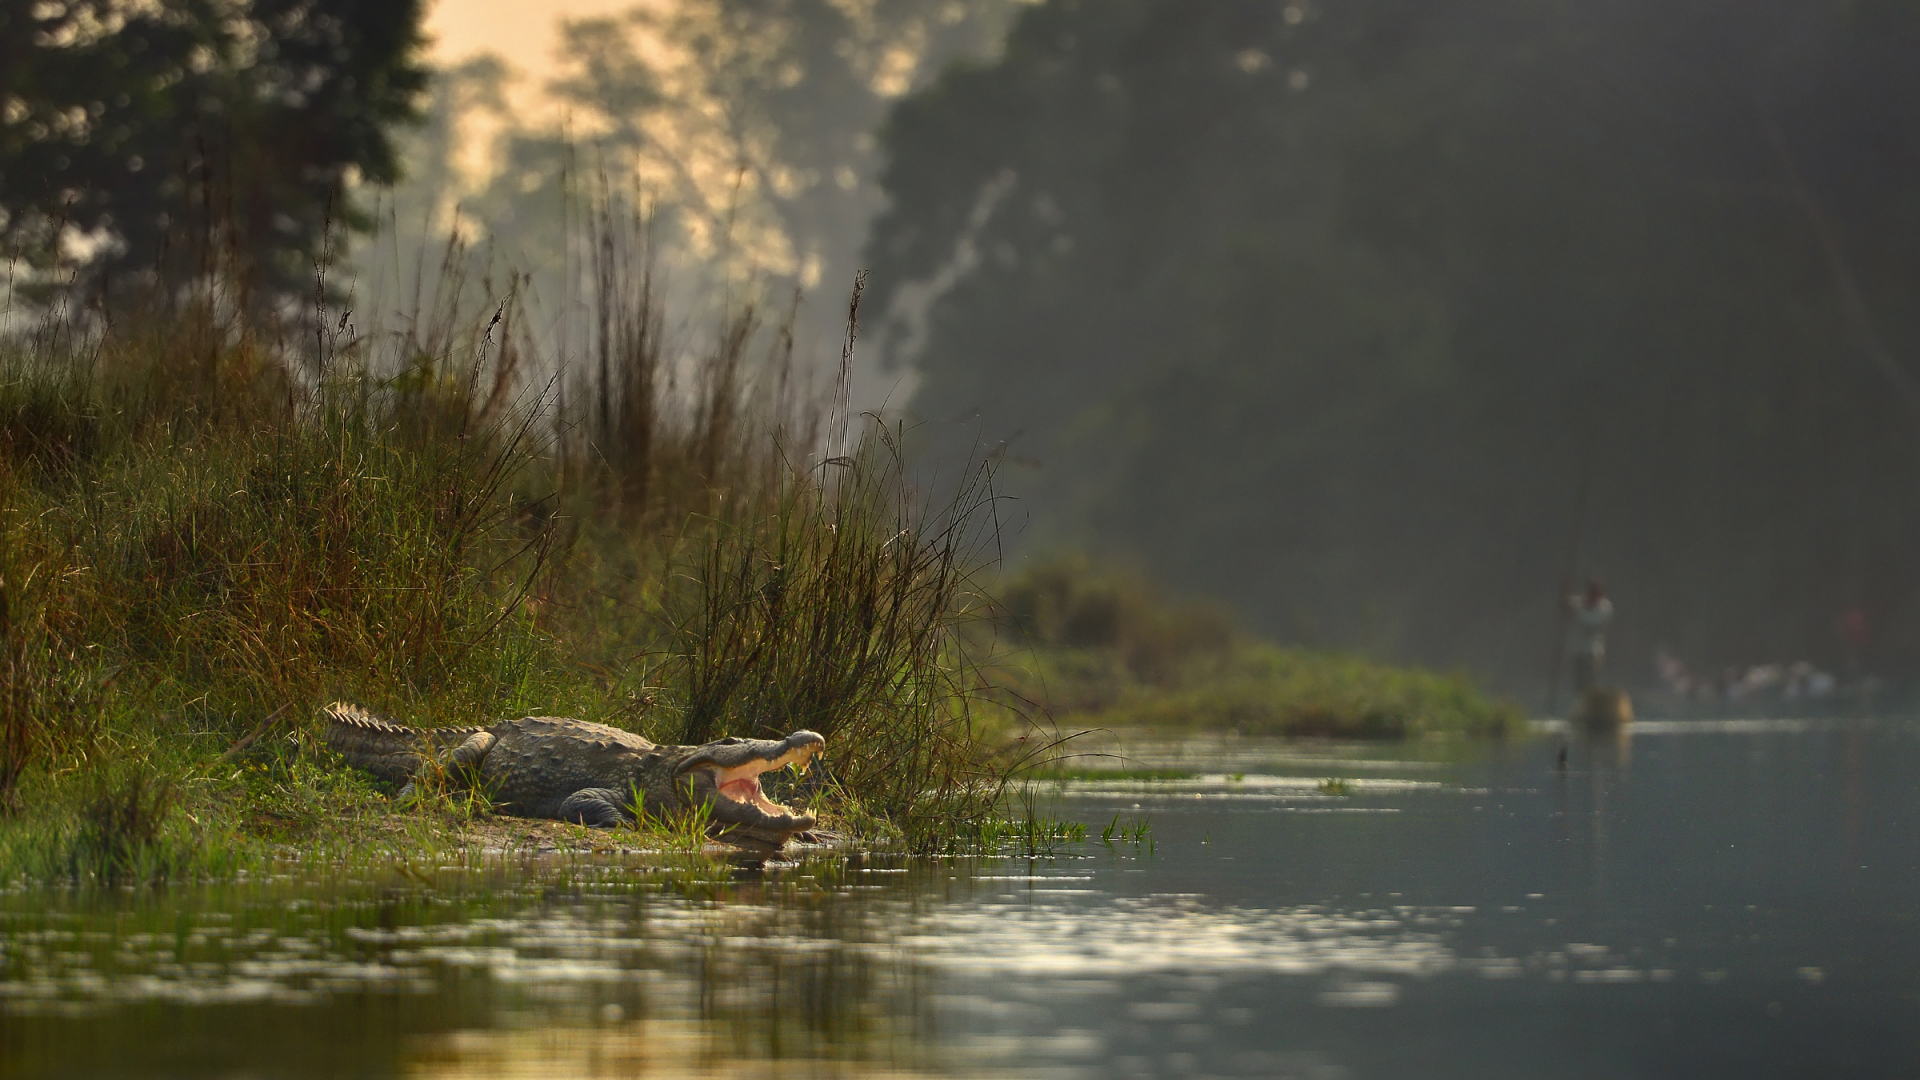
[0,236,1517,888]
[992,558,1523,743]
[0,218,1024,881]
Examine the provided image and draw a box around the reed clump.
[0,213,1014,881]
[671,422,1012,847]
[68,767,181,881]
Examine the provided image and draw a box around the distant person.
[1838,605,1873,677]
[1567,580,1614,694]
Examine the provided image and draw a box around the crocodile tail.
[323,701,424,764]
[322,702,492,784]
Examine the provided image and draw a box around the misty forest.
[379,0,1920,699]
[869,0,1920,690]
[3,0,1920,1076]
[12,0,1919,697]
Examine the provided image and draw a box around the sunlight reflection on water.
[893,896,1455,977]
[5,723,1919,1078]
[0,890,1485,1012]
[403,1022,958,1079]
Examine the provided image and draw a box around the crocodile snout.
[678,730,826,848]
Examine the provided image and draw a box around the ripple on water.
[888,895,1456,979]
[2,884,1681,1018]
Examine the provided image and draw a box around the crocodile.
[323,703,825,850]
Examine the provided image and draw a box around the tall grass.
[0,202,1021,878]
[0,319,557,716]
[0,367,107,810]
[672,422,1011,844]
[0,546,96,812]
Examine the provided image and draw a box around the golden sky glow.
[412,0,1015,284]
[423,0,641,93]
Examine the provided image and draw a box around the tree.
[867,0,1920,687]
[0,0,427,307]
[356,0,1028,398]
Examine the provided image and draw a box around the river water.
[4,720,1917,1078]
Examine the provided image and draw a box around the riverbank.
[991,558,1524,740]
[0,296,1510,886]
[0,269,1018,882]
[12,720,1907,1079]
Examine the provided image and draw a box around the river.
[4,720,1917,1078]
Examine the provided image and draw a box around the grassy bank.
[0,273,1513,885]
[992,557,1524,740]
[0,251,1020,882]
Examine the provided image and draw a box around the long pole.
[1545,427,1597,717]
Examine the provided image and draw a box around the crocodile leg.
[555,787,635,828]
[446,730,497,770]
[398,730,499,800]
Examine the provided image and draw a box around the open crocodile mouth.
[679,730,826,834]
[711,738,822,818]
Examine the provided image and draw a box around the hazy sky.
[424,0,633,97]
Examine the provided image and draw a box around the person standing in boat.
[1567,580,1614,694]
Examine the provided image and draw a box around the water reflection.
[1,863,949,1077]
[897,895,1456,978]
[406,1022,951,1078]
[6,722,1920,1078]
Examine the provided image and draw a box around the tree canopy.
[867,0,1920,687]
[1,0,426,306]
[358,0,1023,375]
